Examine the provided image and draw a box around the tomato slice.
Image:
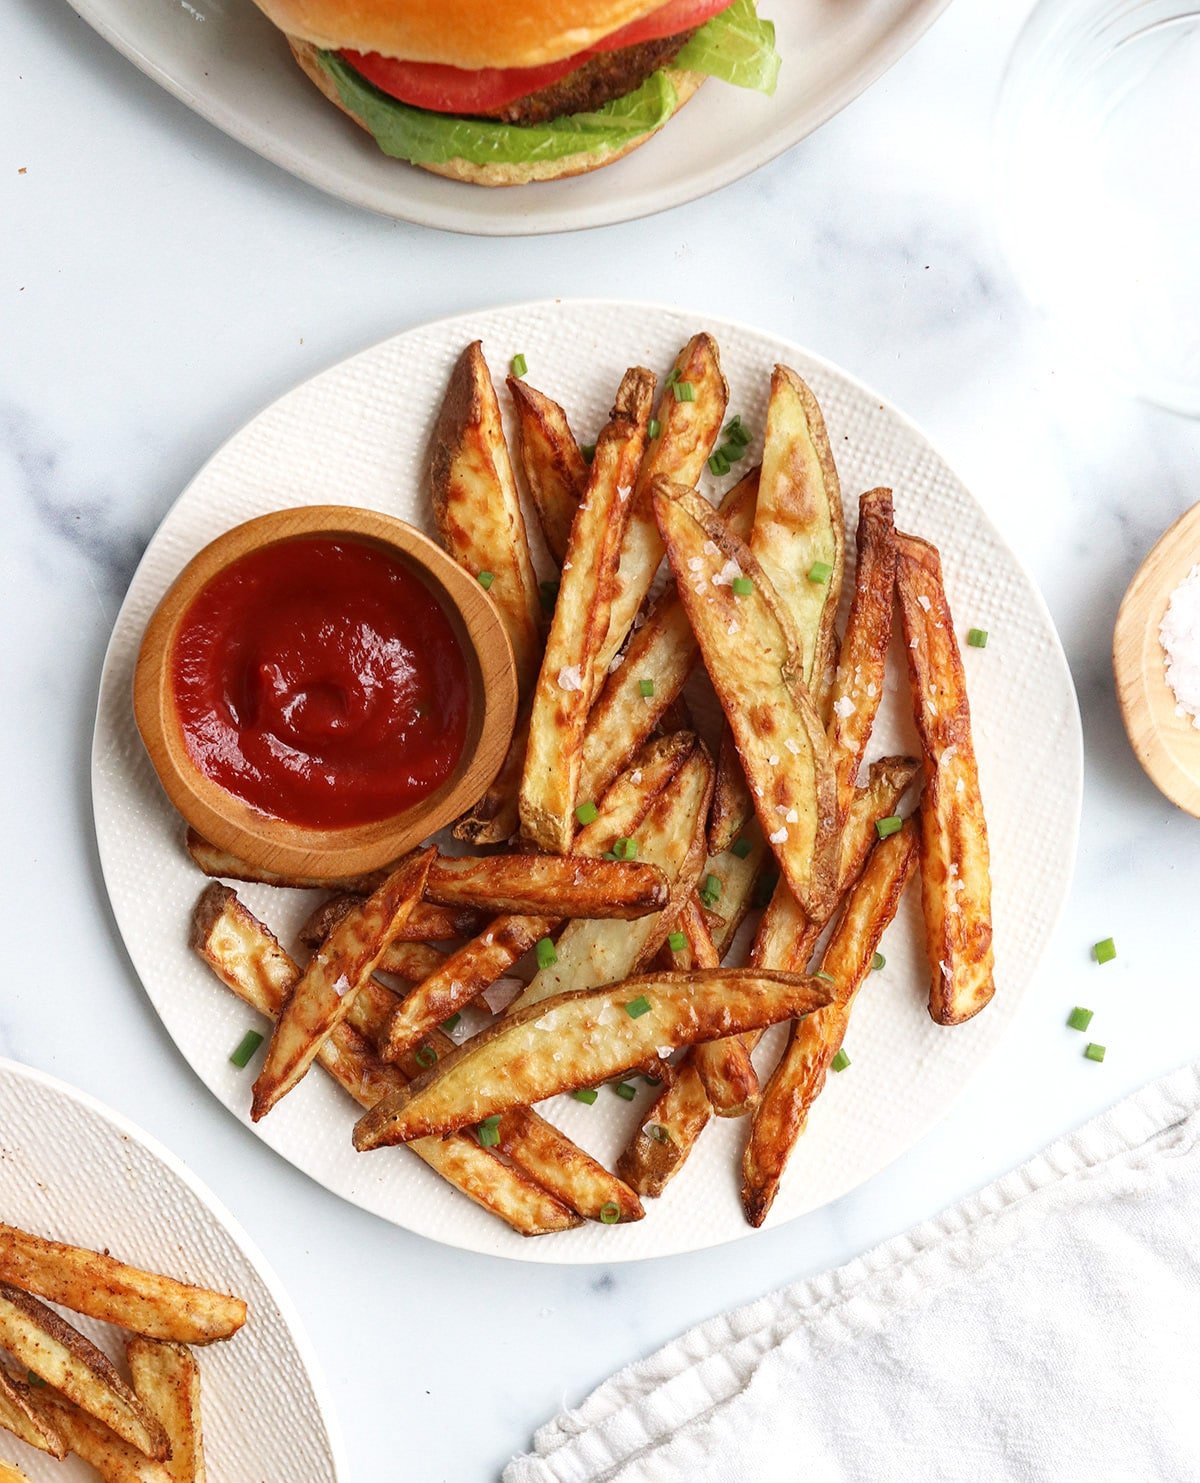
[342,0,732,115]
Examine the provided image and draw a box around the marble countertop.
[4,0,1200,1477]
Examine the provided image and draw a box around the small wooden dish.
[134,505,518,879]
[1114,500,1200,817]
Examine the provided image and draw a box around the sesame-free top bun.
[256,0,678,70]
[287,37,705,187]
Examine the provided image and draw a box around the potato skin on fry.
[507,377,587,566]
[0,1363,67,1457]
[127,1338,207,1483]
[37,1391,175,1483]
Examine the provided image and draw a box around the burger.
[248,0,780,186]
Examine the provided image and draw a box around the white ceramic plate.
[92,299,1082,1264]
[65,0,950,235]
[0,1057,345,1479]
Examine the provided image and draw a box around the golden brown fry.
[743,821,919,1226]
[617,1065,712,1198]
[430,341,541,695]
[252,849,434,1120]
[895,533,995,1024]
[597,334,728,676]
[0,1226,245,1346]
[127,1339,206,1483]
[704,822,768,958]
[654,481,838,918]
[423,853,668,918]
[507,377,587,566]
[0,1364,66,1458]
[497,1109,644,1225]
[452,706,528,845]
[354,969,833,1150]
[706,731,751,858]
[192,885,580,1237]
[520,367,654,853]
[828,489,896,822]
[296,899,463,973]
[678,899,759,1117]
[38,1392,174,1482]
[0,1286,168,1459]
[184,830,386,894]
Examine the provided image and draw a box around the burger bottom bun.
[286,37,705,187]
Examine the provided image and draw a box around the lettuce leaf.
[677,1,780,96]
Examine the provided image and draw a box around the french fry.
[0,1226,245,1346]
[520,367,655,853]
[127,1339,206,1483]
[0,1365,66,1458]
[616,1064,712,1199]
[496,1109,644,1225]
[704,821,768,958]
[743,821,919,1226]
[192,886,580,1236]
[353,969,833,1150]
[654,481,838,918]
[430,341,541,696]
[185,830,386,894]
[251,849,435,1120]
[0,1286,168,1459]
[828,489,896,822]
[37,1393,173,1483]
[452,707,528,845]
[597,334,728,677]
[579,466,758,805]
[895,533,995,1024]
[507,377,587,565]
[296,898,455,982]
[706,731,752,858]
[678,899,760,1117]
[423,853,669,918]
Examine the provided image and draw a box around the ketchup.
[171,537,470,828]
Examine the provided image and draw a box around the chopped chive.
[666,366,682,386]
[649,418,661,439]
[708,450,731,477]
[673,381,696,403]
[602,850,618,861]
[414,1044,437,1069]
[638,678,655,698]
[581,443,596,464]
[572,1087,598,1104]
[647,1123,671,1144]
[26,1372,46,1388]
[807,560,833,584]
[599,1201,621,1224]
[613,836,638,861]
[612,1082,636,1101]
[967,628,989,648]
[730,837,752,859]
[441,1013,461,1033]
[667,930,687,952]
[575,799,599,826]
[477,570,495,590]
[699,872,723,908]
[642,1074,662,1086]
[625,996,652,1019]
[752,869,779,909]
[814,971,835,983]
[1092,938,1117,965]
[875,815,903,839]
[229,1031,264,1069]
[831,1048,851,1072]
[1067,1006,1094,1032]
[510,353,527,378]
[476,1115,502,1147]
[731,576,754,596]
[871,952,885,971]
[724,418,751,448]
[539,579,560,613]
[536,937,557,970]
[1085,1042,1107,1063]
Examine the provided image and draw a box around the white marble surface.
[3,1,1199,1478]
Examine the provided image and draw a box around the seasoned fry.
[895,533,995,1024]
[520,367,654,853]
[37,1393,173,1483]
[0,1225,245,1346]
[296,898,463,976]
[507,377,587,565]
[828,489,896,822]
[678,899,759,1117]
[185,830,386,894]
[497,1109,644,1225]
[192,885,580,1236]
[0,1364,66,1458]
[655,481,838,918]
[252,849,435,1120]
[423,853,668,918]
[353,969,833,1150]
[706,731,751,859]
[597,334,728,676]
[743,821,919,1226]
[452,706,527,845]
[430,340,541,695]
[617,1063,712,1198]
[0,1286,167,1459]
[704,821,768,957]
[127,1339,206,1483]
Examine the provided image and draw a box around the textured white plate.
[0,1057,344,1479]
[92,299,1082,1264]
[65,0,950,235]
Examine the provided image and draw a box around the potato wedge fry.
[423,853,668,918]
[452,706,528,845]
[0,1286,167,1459]
[37,1392,173,1483]
[704,821,768,958]
[520,367,655,853]
[597,334,728,677]
[895,532,995,1024]
[616,1063,712,1198]
[127,1339,206,1483]
[580,466,758,805]
[496,1108,644,1225]
[507,377,587,566]
[251,849,435,1119]
[828,489,896,822]
[0,1226,245,1347]
[706,731,751,857]
[430,341,541,695]
[296,899,454,982]
[353,969,833,1150]
[192,885,580,1236]
[184,830,386,894]
[654,481,838,917]
[743,821,919,1226]
[0,1365,66,1458]
[678,899,759,1117]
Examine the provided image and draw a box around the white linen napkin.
[505,1064,1200,1483]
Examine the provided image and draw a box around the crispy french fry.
[296,899,455,982]
[743,821,919,1226]
[0,1226,245,1346]
[895,533,995,1024]
[184,830,386,894]
[353,969,833,1150]
[127,1339,206,1483]
[507,377,587,565]
[430,341,541,695]
[617,1064,712,1198]
[597,334,728,676]
[0,1286,167,1459]
[704,821,768,958]
[828,489,896,822]
[497,1108,644,1225]
[655,481,838,918]
[520,367,655,853]
[37,1392,173,1483]
[423,853,668,918]
[192,885,580,1236]
[452,706,528,845]
[0,1365,66,1458]
[678,899,759,1117]
[706,731,751,858]
[580,466,758,805]
[252,850,435,1120]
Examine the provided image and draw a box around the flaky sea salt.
[769,826,788,844]
[557,665,583,691]
[832,696,856,719]
[1160,564,1200,728]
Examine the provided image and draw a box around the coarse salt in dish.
[1160,564,1200,728]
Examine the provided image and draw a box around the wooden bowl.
[134,505,518,879]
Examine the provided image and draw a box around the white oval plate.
[65,0,950,235]
[0,1057,345,1479]
[92,299,1082,1264]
